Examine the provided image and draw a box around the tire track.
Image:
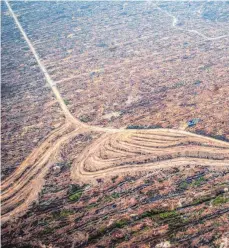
[1,123,81,223]
[71,129,229,184]
[2,0,229,223]
[156,5,229,41]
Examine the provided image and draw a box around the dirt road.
[2,0,229,223]
[4,0,117,133]
[156,5,229,41]
[71,129,229,184]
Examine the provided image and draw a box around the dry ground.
[1,1,229,248]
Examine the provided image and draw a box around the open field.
[1,2,65,179]
[1,1,229,247]
[6,1,229,136]
[2,152,229,247]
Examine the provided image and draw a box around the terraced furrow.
[2,1,229,229]
[71,129,229,184]
[1,123,81,223]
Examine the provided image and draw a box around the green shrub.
[114,219,128,228]
[60,209,74,217]
[141,209,160,218]
[69,190,83,201]
[64,99,70,105]
[86,203,99,209]
[52,209,74,219]
[159,210,178,219]
[111,192,120,198]
[126,125,162,130]
[172,81,185,89]
[79,114,92,123]
[179,181,189,190]
[212,196,229,206]
[192,195,212,205]
[104,195,113,202]
[191,176,206,187]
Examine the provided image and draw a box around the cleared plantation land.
[2,123,229,223]
[7,1,229,138]
[1,3,65,179]
[1,1,229,248]
[2,159,229,247]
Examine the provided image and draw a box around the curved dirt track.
[2,124,229,222]
[1,0,115,223]
[156,5,229,41]
[1,123,84,223]
[2,0,229,223]
[72,129,229,184]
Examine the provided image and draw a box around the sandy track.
[4,0,115,134]
[1,123,83,223]
[71,129,229,184]
[2,0,229,223]
[2,125,229,222]
[156,5,229,41]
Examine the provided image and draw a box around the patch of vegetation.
[179,176,206,190]
[196,130,229,142]
[88,226,108,242]
[172,81,186,89]
[111,192,120,199]
[88,218,128,242]
[200,64,212,71]
[60,209,74,217]
[126,124,162,129]
[158,178,164,183]
[146,190,155,197]
[98,226,106,234]
[191,176,206,187]
[192,195,212,205]
[114,218,128,228]
[96,42,108,48]
[68,184,82,194]
[69,190,83,201]
[194,80,202,85]
[79,114,92,123]
[111,175,119,183]
[141,209,161,218]
[64,99,70,105]
[211,135,229,142]
[212,195,229,206]
[68,184,84,202]
[86,203,99,209]
[140,208,181,229]
[179,181,189,190]
[159,210,179,219]
[36,219,48,227]
[104,195,113,202]
[52,209,74,219]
